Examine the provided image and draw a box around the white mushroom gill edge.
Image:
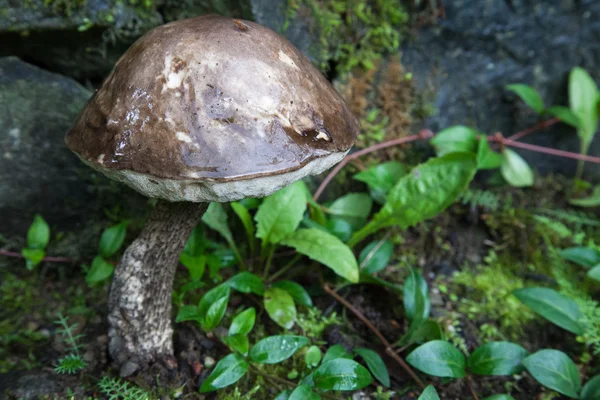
[77,150,348,203]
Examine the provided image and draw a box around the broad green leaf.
[326,193,373,228]
[430,126,479,156]
[482,396,515,400]
[21,248,45,270]
[204,295,229,330]
[560,247,600,268]
[305,345,322,368]
[231,202,255,248]
[249,335,310,364]
[176,305,201,323]
[199,353,249,392]
[255,181,307,245]
[289,384,320,400]
[513,287,584,335]
[501,149,534,187]
[325,218,353,242]
[322,344,352,364]
[180,254,206,281]
[349,153,477,246]
[588,265,600,282]
[182,224,206,257]
[477,136,503,170]
[506,84,545,114]
[229,307,256,336]
[418,385,440,400]
[198,285,230,319]
[313,359,373,391]
[353,161,407,204]
[570,185,600,207]
[581,374,600,400]
[359,240,393,274]
[275,390,292,400]
[222,334,249,355]
[403,268,430,321]
[522,350,581,398]
[281,228,359,282]
[85,256,114,285]
[406,340,467,378]
[98,222,127,258]
[467,342,528,376]
[264,287,297,329]
[569,67,599,146]
[202,203,234,243]
[399,319,445,346]
[273,280,313,306]
[226,272,264,295]
[548,106,582,128]
[27,214,50,249]
[354,348,390,387]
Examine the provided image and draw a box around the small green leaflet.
[588,265,600,282]
[289,384,320,400]
[305,345,322,368]
[249,335,309,364]
[506,84,545,114]
[326,193,373,229]
[264,287,297,329]
[273,280,313,306]
[354,348,390,387]
[353,161,407,204]
[21,248,45,270]
[85,256,114,285]
[403,268,430,321]
[581,374,600,400]
[406,340,466,378]
[501,149,534,187]
[430,126,479,156]
[222,334,249,356]
[569,67,599,148]
[560,247,600,268]
[570,185,600,207]
[229,307,256,336]
[322,344,352,364]
[198,285,230,320]
[522,350,581,398]
[359,240,393,274]
[203,295,229,330]
[27,214,50,250]
[467,342,528,376]
[313,359,373,391]
[226,272,264,295]
[202,203,234,244]
[418,385,441,400]
[231,202,255,251]
[199,353,249,392]
[98,222,127,258]
[476,136,503,170]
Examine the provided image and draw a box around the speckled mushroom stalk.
[65,15,359,376]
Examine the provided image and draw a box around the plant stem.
[573,140,589,189]
[262,245,276,278]
[250,366,342,400]
[466,376,480,400]
[322,284,427,389]
[267,254,302,282]
[0,249,74,264]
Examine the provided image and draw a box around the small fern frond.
[55,354,86,374]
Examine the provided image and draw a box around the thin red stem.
[0,249,75,264]
[492,134,600,163]
[506,118,559,141]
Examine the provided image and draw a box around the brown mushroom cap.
[66,15,358,202]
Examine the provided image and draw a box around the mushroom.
[65,15,359,374]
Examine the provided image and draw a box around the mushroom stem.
[107,200,208,375]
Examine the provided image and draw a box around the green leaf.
[403,268,430,321]
[353,161,407,204]
[588,265,600,282]
[226,272,264,295]
[249,335,310,364]
[281,228,359,282]
[322,344,352,364]
[569,67,599,146]
[354,348,390,387]
[581,374,600,400]
[98,222,127,258]
[326,193,373,228]
[85,256,114,285]
[275,390,292,400]
[182,224,206,257]
[289,384,320,400]
[325,218,353,242]
[203,295,229,330]
[506,84,545,114]
[180,254,206,281]
[264,287,297,329]
[313,359,373,391]
[198,285,230,319]
[229,307,256,336]
[176,305,201,323]
[21,248,45,270]
[256,181,307,245]
[560,247,600,268]
[231,201,255,249]
[199,353,249,392]
[349,153,477,246]
[430,126,479,156]
[467,342,529,376]
[400,319,445,346]
[202,203,234,244]
[477,136,503,170]
[522,350,581,398]
[406,340,467,378]
[482,396,516,400]
[359,240,393,274]
[418,385,441,400]
[501,149,534,187]
[273,280,313,306]
[27,214,50,249]
[513,287,584,335]
[547,106,582,128]
[570,185,600,207]
[222,334,249,356]
[305,345,322,368]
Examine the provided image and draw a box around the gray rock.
[402,0,600,177]
[0,370,59,399]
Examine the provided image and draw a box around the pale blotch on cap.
[66,15,359,202]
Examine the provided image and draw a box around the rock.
[0,57,143,240]
[402,0,600,177]
[0,370,59,399]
